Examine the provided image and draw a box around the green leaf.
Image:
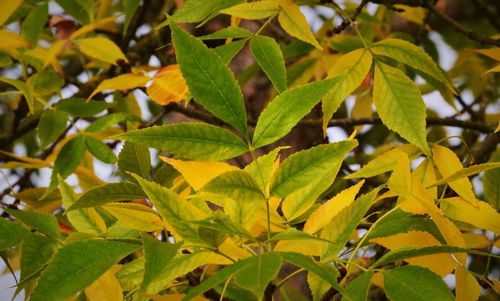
[5,209,60,239]
[200,26,253,40]
[172,0,244,23]
[0,77,35,113]
[30,239,140,301]
[341,271,373,301]
[18,235,58,288]
[250,35,287,93]
[170,21,248,135]
[383,266,454,301]
[116,256,144,291]
[213,38,248,64]
[38,110,68,149]
[373,62,429,156]
[0,217,30,251]
[270,140,357,198]
[118,141,151,182]
[252,78,337,148]
[132,174,206,242]
[322,48,372,133]
[279,252,345,296]
[55,98,110,117]
[233,252,282,299]
[86,112,140,132]
[21,2,48,44]
[68,182,146,210]
[141,234,181,295]
[123,0,141,35]
[484,150,500,209]
[201,170,266,202]
[321,188,381,259]
[370,38,454,93]
[55,0,91,24]
[307,263,339,301]
[49,135,87,189]
[114,123,249,161]
[85,136,117,164]
[28,70,64,97]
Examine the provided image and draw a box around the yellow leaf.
[89,73,150,100]
[387,151,411,197]
[103,202,162,232]
[0,30,30,49]
[441,197,500,234]
[371,272,384,288]
[303,180,364,234]
[84,265,123,301]
[68,207,107,235]
[274,239,327,256]
[160,157,238,191]
[455,266,481,301]
[462,233,490,249]
[147,65,189,105]
[484,64,500,74]
[474,47,500,61]
[370,231,456,276]
[220,0,280,20]
[0,0,22,26]
[76,37,127,65]
[432,144,478,205]
[496,120,500,133]
[413,158,437,198]
[23,46,63,75]
[394,5,426,25]
[71,15,119,39]
[43,40,66,70]
[278,1,322,50]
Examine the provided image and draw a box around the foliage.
[1,0,499,300]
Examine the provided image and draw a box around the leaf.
[252,78,338,148]
[432,144,478,204]
[18,235,58,289]
[233,252,282,299]
[50,135,87,188]
[278,1,322,50]
[322,48,372,133]
[220,0,280,20]
[370,231,455,276]
[455,266,481,301]
[201,170,266,202]
[213,39,248,64]
[244,147,283,192]
[0,0,22,25]
[123,0,141,34]
[307,265,338,301]
[373,62,429,156]
[387,151,411,197]
[172,0,244,23]
[270,140,357,198]
[0,30,30,49]
[113,123,248,161]
[89,74,150,100]
[370,38,454,93]
[56,98,110,117]
[103,203,162,232]
[484,150,500,209]
[69,182,146,210]
[0,77,35,113]
[55,0,92,24]
[86,112,140,133]
[38,110,68,148]
[304,180,364,234]
[342,271,373,301]
[279,252,345,295]
[116,257,144,291]
[250,35,287,92]
[170,21,248,135]
[429,162,500,187]
[200,27,253,40]
[21,2,49,44]
[132,174,207,242]
[147,65,189,105]
[118,141,151,181]
[84,265,123,301]
[30,239,140,301]
[321,188,381,259]
[77,37,127,65]
[28,70,64,97]
[161,157,238,190]
[85,136,118,164]
[0,217,30,251]
[383,266,454,301]
[141,234,181,295]
[441,197,500,234]
[5,208,60,239]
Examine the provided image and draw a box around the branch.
[425,0,500,47]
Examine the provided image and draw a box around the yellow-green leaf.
[429,162,500,187]
[84,265,123,301]
[322,49,372,133]
[373,62,429,156]
[89,74,150,100]
[278,1,322,50]
[484,150,500,210]
[103,203,162,232]
[76,37,127,65]
[441,197,500,234]
[221,0,280,20]
[0,30,30,49]
[0,0,22,25]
